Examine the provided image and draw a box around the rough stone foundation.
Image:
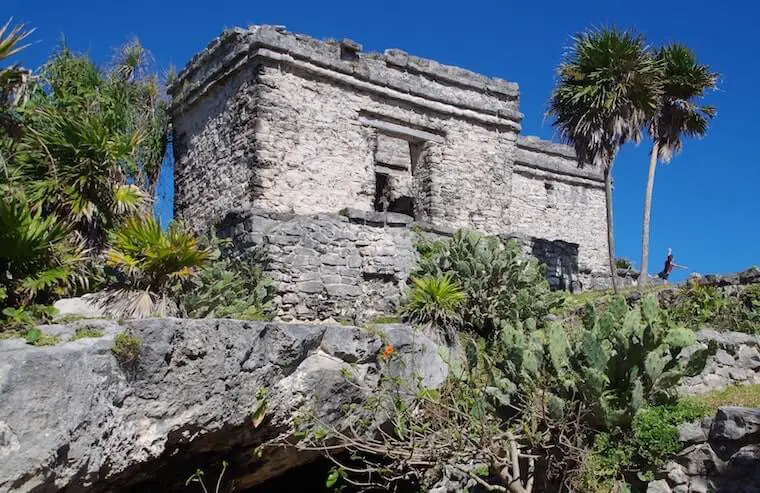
[218,208,591,322]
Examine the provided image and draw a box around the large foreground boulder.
[0,319,446,492]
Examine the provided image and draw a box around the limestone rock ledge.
[0,319,446,492]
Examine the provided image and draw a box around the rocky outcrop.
[680,329,760,395]
[651,407,760,493]
[0,319,446,492]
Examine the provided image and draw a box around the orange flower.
[382,344,394,360]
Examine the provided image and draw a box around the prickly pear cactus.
[574,293,716,427]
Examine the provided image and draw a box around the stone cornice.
[169,26,523,130]
[516,135,604,183]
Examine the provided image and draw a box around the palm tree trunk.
[604,164,619,293]
[638,140,660,288]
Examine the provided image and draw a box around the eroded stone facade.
[170,25,609,319]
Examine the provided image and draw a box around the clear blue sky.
[8,0,759,280]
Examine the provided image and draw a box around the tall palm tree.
[638,45,717,287]
[548,28,661,293]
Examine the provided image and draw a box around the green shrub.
[100,217,212,318]
[22,326,60,346]
[717,284,760,334]
[0,196,87,309]
[112,332,140,362]
[670,279,725,328]
[413,230,562,336]
[401,274,466,344]
[615,257,633,270]
[669,279,760,334]
[69,326,104,341]
[182,256,275,321]
[1,304,58,332]
[577,432,635,493]
[632,400,709,467]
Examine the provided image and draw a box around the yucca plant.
[99,217,211,318]
[0,194,87,308]
[402,274,466,345]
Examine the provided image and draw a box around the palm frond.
[0,18,35,62]
[653,43,718,162]
[548,27,662,168]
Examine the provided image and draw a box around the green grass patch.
[112,332,141,363]
[684,384,760,410]
[69,327,104,341]
[368,314,402,324]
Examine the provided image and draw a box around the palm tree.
[638,45,717,287]
[548,28,661,293]
[0,18,33,140]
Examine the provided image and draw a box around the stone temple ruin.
[169,25,609,321]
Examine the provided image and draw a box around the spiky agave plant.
[402,273,466,345]
[100,217,211,318]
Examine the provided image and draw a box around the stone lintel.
[359,116,445,143]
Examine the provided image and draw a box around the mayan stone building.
[169,25,608,321]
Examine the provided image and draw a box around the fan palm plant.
[548,28,662,293]
[0,194,87,308]
[100,217,212,318]
[638,45,717,286]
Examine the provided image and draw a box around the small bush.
[413,230,562,336]
[182,255,275,321]
[615,257,633,270]
[632,400,709,467]
[112,332,140,362]
[670,280,725,328]
[23,327,61,346]
[70,326,104,341]
[577,432,635,493]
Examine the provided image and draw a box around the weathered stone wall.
[680,329,760,395]
[171,26,521,235]
[218,208,584,321]
[511,136,607,277]
[647,407,760,493]
[218,208,425,322]
[172,63,259,231]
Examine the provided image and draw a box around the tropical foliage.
[548,28,662,293]
[0,195,87,308]
[639,46,718,285]
[411,230,562,336]
[182,254,276,321]
[100,217,211,318]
